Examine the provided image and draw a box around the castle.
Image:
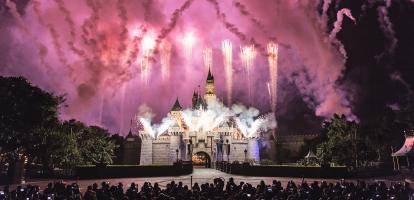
[139,69,261,167]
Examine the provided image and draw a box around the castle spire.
[207,67,214,82]
[171,97,182,111]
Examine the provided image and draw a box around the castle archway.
[192,151,211,168]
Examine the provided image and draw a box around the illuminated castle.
[139,69,261,167]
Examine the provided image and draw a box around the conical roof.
[305,150,317,159]
[207,68,214,82]
[171,98,182,111]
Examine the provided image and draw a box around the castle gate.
[192,151,212,168]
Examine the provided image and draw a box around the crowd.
[0,178,413,200]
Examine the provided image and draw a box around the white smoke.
[136,104,174,138]
[232,104,277,138]
[143,99,276,138]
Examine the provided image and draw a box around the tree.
[61,120,118,166]
[0,76,63,167]
[34,127,83,170]
[316,114,358,167]
[78,125,117,165]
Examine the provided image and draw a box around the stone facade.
[139,69,261,166]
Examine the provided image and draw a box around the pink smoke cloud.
[0,0,358,134]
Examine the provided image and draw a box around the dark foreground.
[1,169,413,199]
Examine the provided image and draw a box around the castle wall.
[247,139,260,162]
[152,143,170,165]
[139,133,153,165]
[169,134,181,164]
[231,141,248,162]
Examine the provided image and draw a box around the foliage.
[78,126,117,165]
[0,76,119,171]
[316,114,357,167]
[0,76,63,161]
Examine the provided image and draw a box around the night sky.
[0,0,413,136]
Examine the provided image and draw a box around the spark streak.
[221,40,233,106]
[203,48,213,73]
[140,34,156,85]
[160,41,172,81]
[240,45,256,104]
[267,42,278,113]
[182,32,196,61]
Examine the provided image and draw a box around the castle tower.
[192,91,198,109]
[170,98,183,128]
[204,68,217,105]
[139,131,153,165]
[247,138,260,162]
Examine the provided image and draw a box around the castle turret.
[247,138,260,162]
[204,68,217,105]
[139,131,153,165]
[170,98,184,129]
[192,91,198,108]
[171,97,182,111]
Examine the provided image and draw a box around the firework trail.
[160,40,172,81]
[4,0,30,34]
[33,0,72,72]
[377,4,397,54]
[54,0,76,39]
[4,0,55,77]
[321,0,332,25]
[82,0,101,56]
[142,0,152,21]
[329,8,356,58]
[140,34,156,85]
[329,9,356,38]
[127,26,147,66]
[232,1,274,40]
[221,40,233,106]
[240,45,256,104]
[267,82,272,105]
[117,0,129,56]
[75,0,103,81]
[155,0,195,54]
[119,83,127,134]
[206,0,268,55]
[267,42,278,113]
[182,32,195,62]
[203,47,213,73]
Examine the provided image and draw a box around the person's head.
[87,186,93,191]
[93,183,98,190]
